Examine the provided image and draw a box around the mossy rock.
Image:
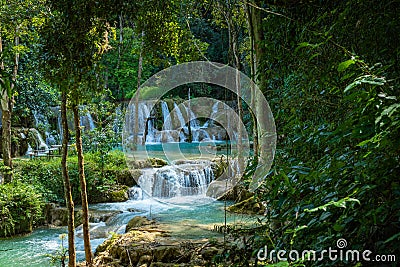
[104,169,139,187]
[109,185,129,202]
[125,216,156,233]
[0,127,30,157]
[211,158,228,178]
[42,203,83,227]
[148,158,168,168]
[90,185,129,203]
[227,196,265,215]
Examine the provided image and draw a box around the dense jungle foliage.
[233,1,400,266]
[0,0,399,266]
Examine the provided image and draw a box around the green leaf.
[375,103,400,125]
[384,232,400,244]
[337,59,355,72]
[295,42,312,53]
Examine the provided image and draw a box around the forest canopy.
[0,0,399,266]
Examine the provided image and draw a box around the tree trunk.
[250,1,266,93]
[0,35,19,183]
[245,2,259,159]
[72,104,92,266]
[232,30,244,173]
[61,91,76,267]
[117,13,123,100]
[224,6,244,172]
[134,31,144,145]
[1,108,12,183]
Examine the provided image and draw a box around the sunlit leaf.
[337,59,355,72]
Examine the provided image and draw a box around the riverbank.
[82,216,225,267]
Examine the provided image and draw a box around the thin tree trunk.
[72,104,92,266]
[117,13,123,100]
[1,107,12,183]
[134,31,144,145]
[250,1,266,92]
[233,32,244,173]
[224,5,244,172]
[245,2,259,159]
[1,35,19,183]
[61,91,76,267]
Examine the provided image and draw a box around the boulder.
[90,185,129,203]
[104,169,139,187]
[88,210,122,223]
[0,127,30,157]
[125,216,156,233]
[42,203,83,227]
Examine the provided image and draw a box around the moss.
[109,185,129,202]
[147,158,168,168]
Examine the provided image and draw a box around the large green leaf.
[337,59,355,72]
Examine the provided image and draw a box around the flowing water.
[0,98,250,266]
[0,192,252,267]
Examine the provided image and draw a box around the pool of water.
[0,228,66,267]
[129,141,234,162]
[0,195,254,267]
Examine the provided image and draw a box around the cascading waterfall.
[202,101,220,128]
[173,102,186,129]
[128,186,144,200]
[161,101,172,130]
[125,100,226,144]
[80,111,96,131]
[29,128,49,151]
[138,160,215,198]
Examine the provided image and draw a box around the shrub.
[13,151,133,204]
[0,181,43,237]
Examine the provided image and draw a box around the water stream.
[0,191,250,267]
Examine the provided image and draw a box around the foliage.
[0,179,43,237]
[13,151,130,204]
[224,1,400,266]
[100,26,155,100]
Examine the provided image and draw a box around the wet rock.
[127,207,145,213]
[43,203,123,227]
[90,221,224,267]
[128,158,168,169]
[125,216,156,233]
[42,203,83,227]
[89,210,122,223]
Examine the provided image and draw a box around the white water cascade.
[80,111,96,131]
[125,100,227,144]
[28,128,49,151]
[161,101,172,130]
[138,160,215,199]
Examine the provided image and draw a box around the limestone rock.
[125,216,156,233]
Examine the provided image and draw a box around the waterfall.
[192,129,211,142]
[138,161,215,198]
[125,100,229,144]
[186,106,200,129]
[161,101,172,130]
[80,111,96,131]
[203,102,220,128]
[128,186,144,200]
[173,103,186,129]
[88,113,95,129]
[29,128,49,151]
